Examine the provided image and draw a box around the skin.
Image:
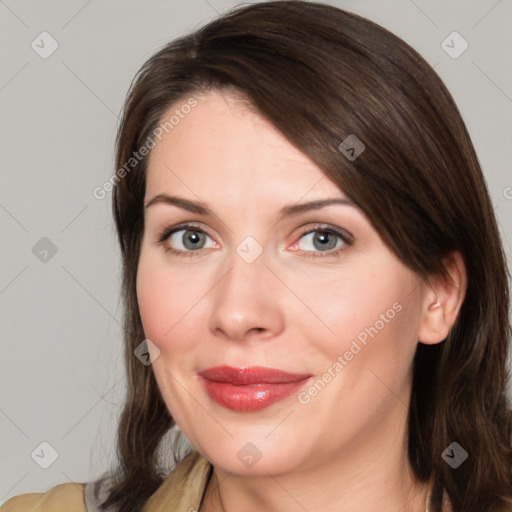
[136,89,465,512]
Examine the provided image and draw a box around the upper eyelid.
[299,224,353,241]
[165,222,215,239]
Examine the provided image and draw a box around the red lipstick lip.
[199,365,311,384]
[198,366,312,412]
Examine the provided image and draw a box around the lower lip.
[200,378,310,412]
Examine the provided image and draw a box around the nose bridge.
[208,238,284,341]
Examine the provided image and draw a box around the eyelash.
[154,222,353,259]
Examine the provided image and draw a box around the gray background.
[1,0,511,504]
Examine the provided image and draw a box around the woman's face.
[137,89,430,476]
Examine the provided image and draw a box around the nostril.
[247,327,269,338]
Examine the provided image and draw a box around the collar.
[142,451,213,511]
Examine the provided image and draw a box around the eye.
[293,225,352,258]
[155,223,353,259]
[155,223,216,256]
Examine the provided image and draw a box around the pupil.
[184,231,203,249]
[314,232,335,251]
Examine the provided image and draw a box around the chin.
[196,434,309,476]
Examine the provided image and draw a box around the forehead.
[144,89,344,202]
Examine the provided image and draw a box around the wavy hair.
[99,2,512,511]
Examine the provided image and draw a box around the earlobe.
[417,251,467,345]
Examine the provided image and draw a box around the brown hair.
[100,1,512,511]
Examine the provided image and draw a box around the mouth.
[198,366,312,412]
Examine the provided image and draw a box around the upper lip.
[199,366,311,385]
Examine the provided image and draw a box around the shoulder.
[1,482,86,512]
[0,451,211,512]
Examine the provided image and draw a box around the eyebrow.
[144,194,355,220]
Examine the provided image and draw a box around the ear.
[417,251,467,345]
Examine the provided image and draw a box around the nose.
[208,246,285,343]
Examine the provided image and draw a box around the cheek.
[303,260,418,362]
[136,252,186,345]
[136,252,210,356]
[136,263,170,341]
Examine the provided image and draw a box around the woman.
[3,1,511,511]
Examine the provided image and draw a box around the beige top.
[1,451,450,511]
[0,451,212,512]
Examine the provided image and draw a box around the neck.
[200,387,431,512]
